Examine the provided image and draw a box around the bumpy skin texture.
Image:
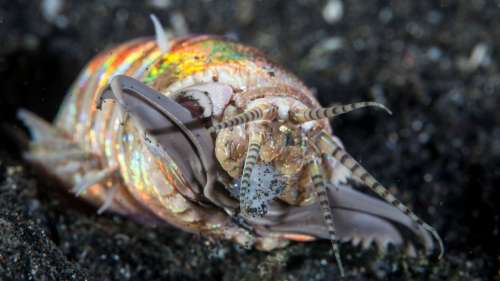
[21,35,435,252]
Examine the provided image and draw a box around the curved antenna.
[239,131,264,216]
[208,105,276,133]
[318,132,444,259]
[293,101,391,123]
[308,156,345,277]
[150,14,170,53]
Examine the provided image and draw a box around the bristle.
[97,184,119,214]
[72,167,117,196]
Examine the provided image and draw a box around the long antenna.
[309,157,345,277]
[318,133,444,259]
[209,105,276,133]
[293,101,391,123]
[239,131,264,216]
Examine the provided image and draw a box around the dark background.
[0,1,498,280]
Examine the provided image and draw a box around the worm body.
[19,31,443,275]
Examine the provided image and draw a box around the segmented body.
[53,35,327,247]
[20,33,442,272]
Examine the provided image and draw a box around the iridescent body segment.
[20,33,442,274]
[41,36,327,247]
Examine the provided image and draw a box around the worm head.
[213,96,327,216]
[209,90,442,273]
[99,77,442,273]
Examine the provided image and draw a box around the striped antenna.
[239,132,263,216]
[293,101,391,123]
[309,157,345,277]
[209,105,275,133]
[319,133,444,259]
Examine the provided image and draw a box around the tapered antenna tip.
[150,14,170,53]
[378,103,393,115]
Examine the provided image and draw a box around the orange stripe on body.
[281,233,316,242]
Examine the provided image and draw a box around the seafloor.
[0,1,498,280]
